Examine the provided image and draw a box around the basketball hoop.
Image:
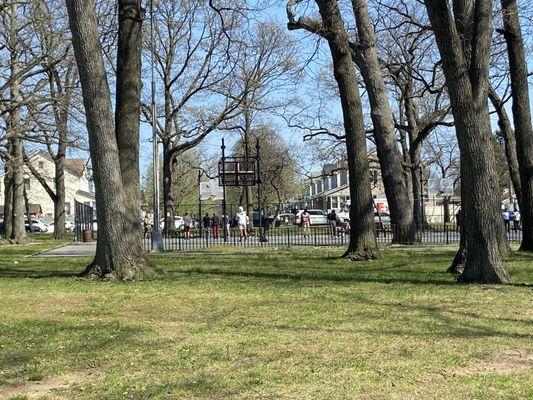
[218,157,257,186]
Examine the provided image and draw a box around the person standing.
[202,213,211,239]
[143,211,153,238]
[212,213,220,239]
[183,212,192,239]
[300,209,311,238]
[502,209,510,231]
[455,208,462,232]
[327,209,337,237]
[513,210,521,232]
[236,206,248,242]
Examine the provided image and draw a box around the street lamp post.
[150,0,163,252]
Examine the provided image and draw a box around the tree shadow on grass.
[167,261,531,287]
[168,267,460,286]
[0,267,79,279]
[0,319,145,373]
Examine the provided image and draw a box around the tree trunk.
[115,0,143,239]
[351,0,414,244]
[66,0,160,280]
[488,88,522,203]
[24,186,32,233]
[8,45,27,244]
[162,146,176,235]
[500,0,533,251]
[53,126,67,240]
[10,136,28,243]
[425,0,509,283]
[315,0,379,260]
[4,156,13,239]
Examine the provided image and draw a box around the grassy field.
[0,239,531,400]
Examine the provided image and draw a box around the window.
[65,202,71,215]
[340,170,348,185]
[24,178,30,192]
[331,175,338,189]
[38,161,44,169]
[88,179,94,193]
[332,197,339,209]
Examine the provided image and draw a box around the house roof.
[64,158,87,177]
[0,150,89,180]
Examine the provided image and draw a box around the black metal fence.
[74,201,94,242]
[142,223,524,252]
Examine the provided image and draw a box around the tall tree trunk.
[315,0,379,260]
[162,145,176,234]
[24,186,32,232]
[425,0,509,283]
[67,0,160,280]
[8,39,27,244]
[115,0,143,238]
[53,161,66,240]
[351,0,414,243]
[4,155,13,239]
[500,0,533,251]
[10,135,28,243]
[53,124,67,240]
[488,88,522,204]
[243,98,254,219]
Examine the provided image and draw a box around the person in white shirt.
[236,206,248,242]
[513,210,521,231]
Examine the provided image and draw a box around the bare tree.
[287,0,414,243]
[22,0,81,240]
[423,0,509,283]
[308,0,379,260]
[66,0,161,280]
[144,0,244,234]
[222,22,299,218]
[497,0,533,251]
[0,0,54,243]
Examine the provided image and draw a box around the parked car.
[47,220,74,233]
[159,216,184,230]
[294,209,328,225]
[25,219,48,233]
[276,213,295,225]
[252,212,278,228]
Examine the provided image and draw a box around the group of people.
[201,206,250,241]
[502,209,521,231]
[298,208,348,238]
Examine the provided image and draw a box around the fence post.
[287,227,290,247]
[445,223,449,245]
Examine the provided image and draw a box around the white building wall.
[0,153,95,218]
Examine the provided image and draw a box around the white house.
[298,159,387,212]
[0,150,96,219]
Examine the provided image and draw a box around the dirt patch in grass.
[0,371,97,399]
[446,348,532,377]
[419,348,532,383]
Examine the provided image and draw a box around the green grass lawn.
[0,241,531,400]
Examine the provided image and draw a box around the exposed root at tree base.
[343,248,380,261]
[78,257,166,282]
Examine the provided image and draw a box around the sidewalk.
[33,243,96,258]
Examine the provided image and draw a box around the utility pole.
[221,138,228,242]
[150,0,163,252]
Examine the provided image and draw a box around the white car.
[24,218,49,232]
[294,209,328,225]
[159,216,184,230]
[47,220,74,233]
